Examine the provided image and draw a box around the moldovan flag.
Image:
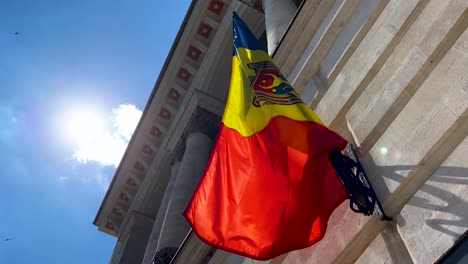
[184,13,348,260]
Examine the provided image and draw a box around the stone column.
[263,0,298,55]
[156,132,212,251]
[109,240,125,264]
[142,162,180,264]
[119,213,154,264]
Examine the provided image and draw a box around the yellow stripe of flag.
[222,47,323,137]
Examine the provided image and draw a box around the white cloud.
[71,104,142,167]
[112,104,142,141]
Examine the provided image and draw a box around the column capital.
[240,0,264,13]
[172,107,220,162]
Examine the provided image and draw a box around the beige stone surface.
[355,223,413,264]
[289,0,346,84]
[290,0,363,92]
[355,234,394,264]
[397,137,468,264]
[346,0,463,147]
[320,0,382,81]
[364,27,468,201]
[326,0,391,85]
[314,0,421,125]
[275,0,336,75]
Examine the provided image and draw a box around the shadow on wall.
[359,153,468,239]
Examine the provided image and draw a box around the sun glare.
[56,103,142,167]
[64,109,106,146]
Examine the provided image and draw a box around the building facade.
[94,0,468,263]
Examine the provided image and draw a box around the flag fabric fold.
[184,12,349,260]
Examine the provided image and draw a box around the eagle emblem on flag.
[248,61,303,107]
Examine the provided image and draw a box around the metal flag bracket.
[330,144,392,221]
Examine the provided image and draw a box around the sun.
[63,108,106,146]
[54,103,142,166]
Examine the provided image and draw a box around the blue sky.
[0,0,191,263]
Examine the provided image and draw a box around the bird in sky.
[3,238,13,241]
